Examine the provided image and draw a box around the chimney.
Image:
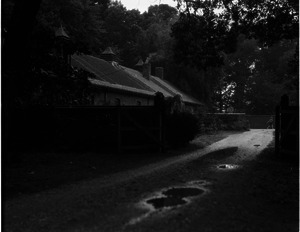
[142,62,151,80]
[155,67,164,80]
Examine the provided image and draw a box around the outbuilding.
[71,47,203,112]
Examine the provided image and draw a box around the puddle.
[162,187,204,199]
[254,144,260,147]
[145,187,205,210]
[188,180,211,186]
[146,197,187,209]
[128,181,211,225]
[217,164,239,170]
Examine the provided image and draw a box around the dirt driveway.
[4,129,299,232]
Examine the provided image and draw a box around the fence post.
[280,94,290,153]
[117,107,122,154]
[158,110,162,152]
[155,92,166,152]
[275,105,280,156]
[158,108,166,153]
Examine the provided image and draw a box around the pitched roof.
[101,47,115,55]
[71,54,202,105]
[135,58,144,66]
[55,25,70,39]
[72,54,152,91]
[151,75,202,105]
[122,67,202,105]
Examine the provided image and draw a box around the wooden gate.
[275,95,299,156]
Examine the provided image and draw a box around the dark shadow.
[203,147,238,160]
[162,187,204,198]
[146,197,187,209]
[257,140,299,167]
[3,143,238,200]
[2,141,206,200]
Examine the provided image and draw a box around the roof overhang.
[89,78,155,98]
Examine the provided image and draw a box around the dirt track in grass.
[3,130,235,199]
[4,129,298,232]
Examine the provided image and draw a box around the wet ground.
[4,131,232,199]
[3,129,299,232]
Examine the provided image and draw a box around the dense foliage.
[173,0,298,63]
[212,36,298,113]
[199,113,250,132]
[166,111,199,147]
[2,0,299,113]
[171,0,299,113]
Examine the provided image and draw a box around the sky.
[118,0,177,13]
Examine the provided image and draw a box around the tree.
[246,39,298,112]
[142,4,178,27]
[172,0,298,69]
[123,4,178,67]
[2,0,44,109]
[35,0,106,54]
[222,36,259,112]
[171,0,298,111]
[214,37,298,114]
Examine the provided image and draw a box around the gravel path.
[4,129,298,232]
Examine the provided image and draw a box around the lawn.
[3,131,234,199]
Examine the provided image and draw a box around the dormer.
[54,25,72,64]
[101,47,117,62]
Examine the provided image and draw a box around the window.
[114,98,121,106]
[137,100,142,106]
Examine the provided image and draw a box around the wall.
[245,115,274,129]
[93,90,154,106]
[185,104,203,115]
[206,113,250,131]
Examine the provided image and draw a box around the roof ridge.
[89,79,154,96]
[121,66,172,97]
[150,75,179,96]
[150,75,202,105]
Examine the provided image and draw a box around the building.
[54,25,73,64]
[71,47,203,112]
[53,26,202,111]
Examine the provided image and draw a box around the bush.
[198,113,250,131]
[216,114,250,131]
[198,113,219,133]
[165,111,199,147]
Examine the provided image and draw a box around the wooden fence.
[4,106,165,153]
[275,95,299,156]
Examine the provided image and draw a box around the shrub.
[216,114,250,131]
[198,113,250,131]
[165,111,199,147]
[198,113,219,133]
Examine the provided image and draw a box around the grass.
[3,131,233,200]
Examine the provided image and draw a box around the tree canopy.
[2,0,298,113]
[171,0,298,112]
[213,36,298,113]
[172,0,298,69]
